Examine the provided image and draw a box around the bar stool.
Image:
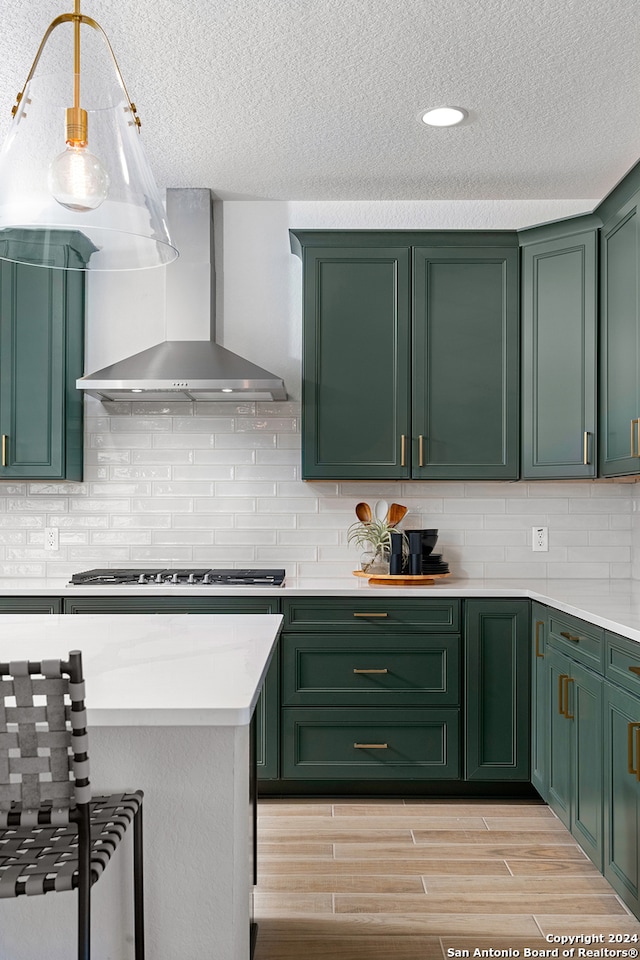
[0,649,144,960]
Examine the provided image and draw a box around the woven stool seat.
[0,791,143,898]
[0,651,144,960]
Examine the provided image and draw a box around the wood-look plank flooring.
[255,798,640,960]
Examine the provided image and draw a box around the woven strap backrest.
[0,656,90,815]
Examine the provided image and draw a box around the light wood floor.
[255,798,640,960]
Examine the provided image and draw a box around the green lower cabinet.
[603,682,640,916]
[465,600,530,780]
[281,707,460,780]
[0,597,62,613]
[546,647,603,869]
[531,603,549,798]
[281,634,460,707]
[256,648,280,779]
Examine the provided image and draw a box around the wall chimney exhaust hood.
[77,188,286,402]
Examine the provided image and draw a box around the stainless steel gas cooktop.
[69,568,286,586]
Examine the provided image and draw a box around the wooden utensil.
[355,502,372,523]
[387,503,407,527]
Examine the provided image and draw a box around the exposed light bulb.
[48,143,110,212]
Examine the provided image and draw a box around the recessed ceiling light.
[421,106,467,127]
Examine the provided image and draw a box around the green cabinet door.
[531,602,549,798]
[600,190,640,477]
[603,681,640,916]
[520,221,598,478]
[293,235,411,479]
[0,597,62,613]
[546,647,603,868]
[412,243,519,479]
[464,599,530,780]
[0,229,93,481]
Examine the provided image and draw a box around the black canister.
[408,530,422,575]
[389,531,404,575]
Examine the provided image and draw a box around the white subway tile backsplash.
[0,399,638,578]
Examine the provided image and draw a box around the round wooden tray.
[352,570,451,585]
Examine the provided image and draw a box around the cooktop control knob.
[138,574,147,584]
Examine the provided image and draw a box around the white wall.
[1,196,635,581]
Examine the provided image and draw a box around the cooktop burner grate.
[68,568,286,586]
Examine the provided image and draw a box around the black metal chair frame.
[0,649,144,960]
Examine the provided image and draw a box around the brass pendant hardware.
[559,673,574,718]
[353,743,388,749]
[401,434,406,467]
[1,434,6,467]
[560,631,580,643]
[419,435,424,467]
[627,722,640,776]
[10,4,142,133]
[583,431,590,465]
[353,612,388,618]
[629,666,640,677]
[353,668,388,674]
[535,620,544,659]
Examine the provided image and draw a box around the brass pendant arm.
[11,12,142,131]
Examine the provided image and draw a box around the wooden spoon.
[355,502,372,523]
[387,503,407,527]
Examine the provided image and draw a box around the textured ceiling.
[0,0,639,201]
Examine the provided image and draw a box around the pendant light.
[0,1,178,270]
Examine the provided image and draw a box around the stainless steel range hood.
[77,188,286,402]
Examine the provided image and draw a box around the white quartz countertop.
[0,613,283,726]
[2,574,640,642]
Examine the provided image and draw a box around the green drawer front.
[282,708,460,780]
[282,598,460,632]
[0,598,62,613]
[63,597,280,615]
[605,632,640,696]
[282,634,460,706]
[547,610,604,673]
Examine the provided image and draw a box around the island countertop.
[0,613,283,725]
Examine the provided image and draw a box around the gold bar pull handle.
[419,435,424,468]
[558,673,568,716]
[535,620,544,659]
[564,677,575,720]
[353,668,389,674]
[636,728,640,782]
[354,743,388,749]
[1,434,6,468]
[583,431,589,465]
[627,722,640,775]
[400,434,406,467]
[560,631,580,643]
[629,666,640,677]
[632,419,639,458]
[353,612,388,618]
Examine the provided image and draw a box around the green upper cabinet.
[599,187,640,477]
[295,239,411,479]
[412,243,519,479]
[0,229,94,481]
[520,218,598,478]
[291,230,519,480]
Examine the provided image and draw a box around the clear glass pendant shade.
[0,19,177,270]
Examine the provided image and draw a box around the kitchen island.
[0,612,283,960]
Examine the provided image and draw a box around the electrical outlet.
[44,527,59,552]
[532,526,548,552]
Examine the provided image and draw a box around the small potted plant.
[347,515,408,574]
